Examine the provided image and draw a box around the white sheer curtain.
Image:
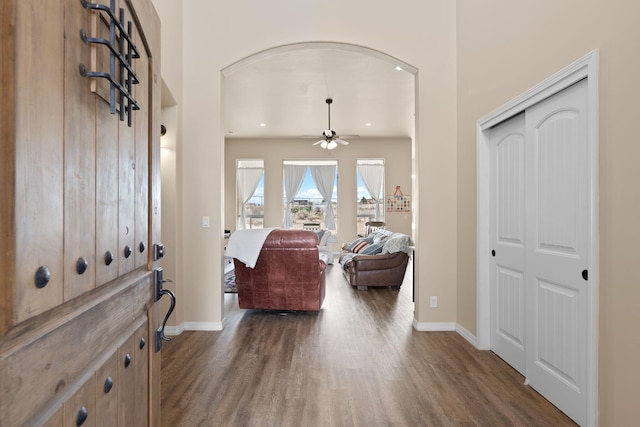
[357,164,384,220]
[283,164,307,229]
[237,168,263,229]
[309,164,337,230]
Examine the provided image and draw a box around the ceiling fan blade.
[312,139,324,146]
[335,138,350,145]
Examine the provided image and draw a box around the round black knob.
[76,406,88,426]
[491,249,496,257]
[139,337,146,350]
[104,251,114,266]
[35,266,51,289]
[124,246,132,258]
[76,257,88,275]
[104,376,113,394]
[139,241,145,253]
[124,353,132,368]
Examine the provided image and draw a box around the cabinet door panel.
[64,374,96,427]
[133,323,150,426]
[96,96,120,286]
[119,333,136,425]
[13,0,65,323]
[134,27,150,269]
[96,349,120,427]
[119,116,136,276]
[64,0,96,300]
[94,0,120,287]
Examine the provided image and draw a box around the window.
[283,160,338,230]
[236,159,264,229]
[357,159,384,236]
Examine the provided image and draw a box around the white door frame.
[476,50,598,426]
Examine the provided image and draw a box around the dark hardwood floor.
[161,260,576,426]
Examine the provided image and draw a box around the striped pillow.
[352,240,370,253]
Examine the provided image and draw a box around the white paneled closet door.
[489,113,526,374]
[489,79,589,426]
[525,79,589,426]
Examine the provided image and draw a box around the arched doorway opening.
[220,41,419,318]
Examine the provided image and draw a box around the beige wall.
[456,0,640,424]
[155,0,457,331]
[152,0,186,328]
[224,138,413,244]
[152,0,640,423]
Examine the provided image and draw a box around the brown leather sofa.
[339,231,411,290]
[343,251,409,290]
[233,229,327,311]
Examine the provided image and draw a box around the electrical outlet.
[430,296,438,308]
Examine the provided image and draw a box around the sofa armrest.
[350,252,408,271]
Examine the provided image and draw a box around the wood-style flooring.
[161,260,576,426]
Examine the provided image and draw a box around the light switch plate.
[202,216,210,228]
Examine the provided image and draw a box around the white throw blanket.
[225,228,276,268]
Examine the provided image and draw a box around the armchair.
[233,229,326,311]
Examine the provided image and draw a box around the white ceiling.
[223,46,416,141]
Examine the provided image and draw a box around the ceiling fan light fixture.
[312,97,350,150]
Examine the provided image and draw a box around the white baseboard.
[411,321,480,349]
[412,320,456,331]
[164,324,184,336]
[455,323,479,348]
[165,321,223,336]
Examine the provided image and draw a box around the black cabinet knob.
[35,266,51,289]
[104,251,114,266]
[124,246,132,258]
[76,257,88,275]
[139,337,146,350]
[139,241,145,253]
[76,406,88,426]
[104,376,113,394]
[491,249,496,257]
[124,353,132,368]
[582,269,588,281]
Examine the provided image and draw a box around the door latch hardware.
[154,268,174,302]
[154,290,176,352]
[153,242,165,261]
[153,267,176,352]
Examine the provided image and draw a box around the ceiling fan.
[311,98,353,150]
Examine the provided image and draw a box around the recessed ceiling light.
[395,66,403,71]
[365,123,372,127]
[260,123,266,127]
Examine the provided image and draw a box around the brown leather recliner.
[233,229,326,311]
[343,251,409,290]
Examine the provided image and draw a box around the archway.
[220,41,419,319]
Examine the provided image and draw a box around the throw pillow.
[352,240,370,253]
[382,234,411,254]
[346,236,373,251]
[359,241,385,255]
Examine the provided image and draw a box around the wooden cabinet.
[0,0,162,425]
